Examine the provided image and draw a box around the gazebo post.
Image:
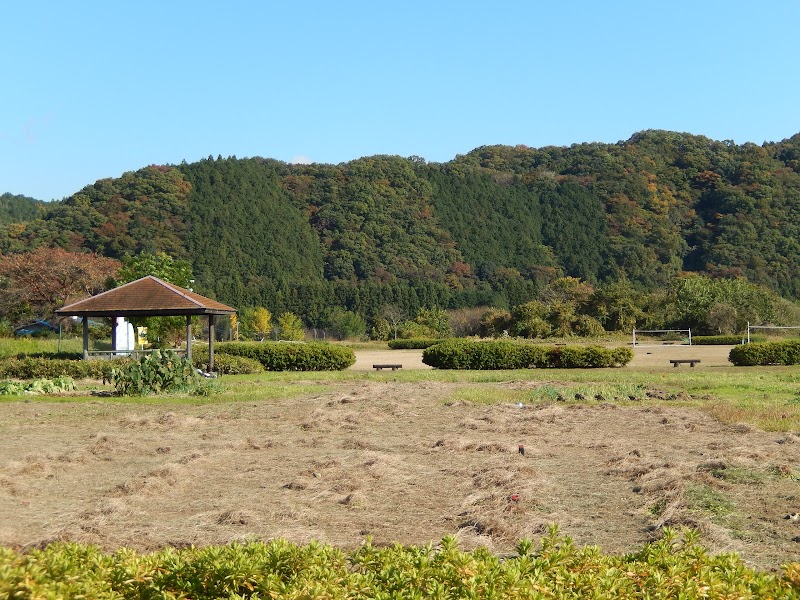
[208,315,215,372]
[111,316,117,356]
[185,315,192,362]
[82,317,89,360]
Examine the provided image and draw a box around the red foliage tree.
[0,248,120,325]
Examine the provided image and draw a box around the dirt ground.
[1,342,799,570]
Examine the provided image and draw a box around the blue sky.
[3,1,799,201]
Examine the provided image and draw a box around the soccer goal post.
[746,322,800,343]
[632,329,692,347]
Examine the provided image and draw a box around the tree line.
[2,131,800,333]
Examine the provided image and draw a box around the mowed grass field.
[0,338,798,570]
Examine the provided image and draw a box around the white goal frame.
[746,322,800,343]
[632,329,692,347]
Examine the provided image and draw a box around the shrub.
[0,530,796,598]
[729,340,800,366]
[14,352,84,361]
[693,335,751,345]
[0,357,130,380]
[387,338,448,350]
[216,342,355,371]
[110,350,198,396]
[193,353,265,375]
[422,340,632,370]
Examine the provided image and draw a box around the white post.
[688,328,692,346]
[632,329,637,347]
[747,321,750,344]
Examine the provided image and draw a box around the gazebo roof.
[56,276,237,317]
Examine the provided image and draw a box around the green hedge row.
[0,531,795,598]
[692,335,765,345]
[387,338,448,349]
[216,342,355,371]
[728,340,800,366]
[422,340,633,369]
[0,357,132,380]
[192,353,265,375]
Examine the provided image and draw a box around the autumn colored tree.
[276,312,305,341]
[0,247,120,325]
[252,307,273,341]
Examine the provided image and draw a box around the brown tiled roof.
[56,276,237,317]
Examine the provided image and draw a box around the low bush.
[729,340,800,366]
[387,338,448,350]
[692,335,759,345]
[12,352,84,360]
[192,353,265,375]
[422,340,632,370]
[0,357,130,380]
[0,529,795,598]
[216,342,355,371]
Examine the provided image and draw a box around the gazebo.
[56,276,237,370]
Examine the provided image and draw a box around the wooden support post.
[208,315,215,372]
[186,315,192,362]
[111,316,117,356]
[82,317,89,360]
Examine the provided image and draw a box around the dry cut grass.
[0,376,798,571]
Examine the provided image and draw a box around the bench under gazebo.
[56,276,237,370]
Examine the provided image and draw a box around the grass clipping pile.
[0,380,798,570]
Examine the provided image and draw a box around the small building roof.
[56,276,237,317]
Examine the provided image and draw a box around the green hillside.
[2,130,800,320]
[0,193,45,226]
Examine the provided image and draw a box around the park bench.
[373,364,403,371]
[669,359,701,367]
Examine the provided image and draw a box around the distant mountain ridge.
[3,130,800,319]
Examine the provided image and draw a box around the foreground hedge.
[388,338,448,349]
[0,356,131,380]
[423,340,633,369]
[729,339,800,366]
[0,530,796,599]
[216,342,355,371]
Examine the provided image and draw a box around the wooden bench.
[669,359,701,367]
[373,364,403,371]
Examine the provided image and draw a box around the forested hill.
[3,130,800,320]
[0,193,45,225]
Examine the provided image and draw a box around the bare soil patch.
[1,376,798,569]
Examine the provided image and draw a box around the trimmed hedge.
[387,338,447,350]
[728,340,800,366]
[216,342,355,371]
[0,357,132,380]
[193,353,265,375]
[692,335,764,345]
[422,340,633,370]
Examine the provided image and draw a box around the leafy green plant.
[0,530,796,598]
[110,349,197,396]
[0,376,76,395]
